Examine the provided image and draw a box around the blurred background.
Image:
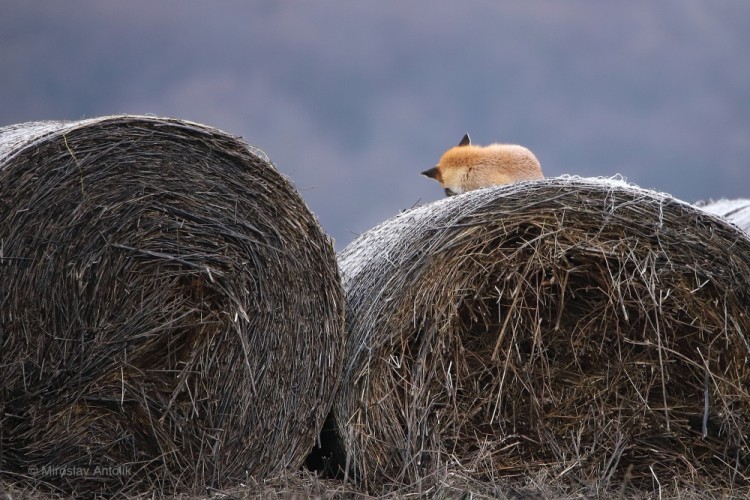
[2,1,748,249]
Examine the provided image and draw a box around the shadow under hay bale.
[0,116,344,497]
[332,176,750,493]
[697,198,750,234]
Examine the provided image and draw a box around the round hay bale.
[697,198,750,234]
[333,176,750,491]
[0,116,344,496]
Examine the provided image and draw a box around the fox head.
[421,134,543,196]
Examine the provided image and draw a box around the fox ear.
[458,133,471,147]
[421,167,439,180]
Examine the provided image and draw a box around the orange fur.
[422,134,543,196]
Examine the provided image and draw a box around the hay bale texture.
[0,116,344,496]
[698,199,750,234]
[334,176,750,492]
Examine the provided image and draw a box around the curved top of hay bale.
[0,115,344,496]
[697,198,750,234]
[335,176,750,492]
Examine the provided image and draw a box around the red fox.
[421,134,543,196]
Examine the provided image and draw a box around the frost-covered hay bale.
[334,176,750,491]
[0,116,344,496]
[697,198,750,234]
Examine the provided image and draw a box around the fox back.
[422,134,543,196]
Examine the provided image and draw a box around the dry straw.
[333,176,750,494]
[698,198,750,234]
[0,116,344,497]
